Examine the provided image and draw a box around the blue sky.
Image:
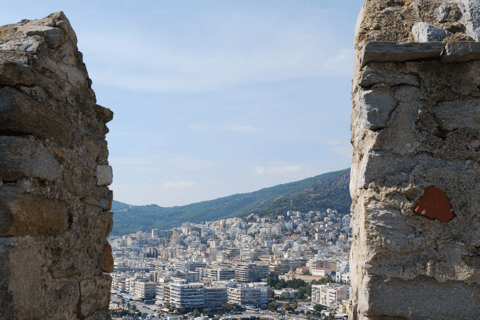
[2,0,362,206]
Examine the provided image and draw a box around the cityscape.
[108,209,352,320]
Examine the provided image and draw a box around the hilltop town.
[108,209,352,319]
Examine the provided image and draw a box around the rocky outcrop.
[350,1,480,319]
[0,12,113,320]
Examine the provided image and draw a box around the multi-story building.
[235,264,269,282]
[204,286,228,308]
[227,283,268,309]
[200,267,235,282]
[268,260,290,276]
[169,281,205,309]
[311,283,349,308]
[135,282,158,299]
[156,283,171,305]
[184,261,207,272]
[217,268,236,281]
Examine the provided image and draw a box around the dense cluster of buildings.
[109,209,352,311]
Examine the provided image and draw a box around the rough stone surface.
[96,165,113,186]
[442,41,480,61]
[412,21,452,42]
[359,41,444,68]
[0,12,113,319]
[351,2,480,319]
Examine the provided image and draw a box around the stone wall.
[350,1,480,319]
[0,12,114,320]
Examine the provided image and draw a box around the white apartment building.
[311,268,333,277]
[199,268,235,282]
[335,271,350,283]
[135,282,158,299]
[169,281,205,309]
[227,283,268,309]
[235,264,269,282]
[125,278,136,294]
[311,283,349,308]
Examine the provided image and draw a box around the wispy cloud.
[254,166,265,175]
[82,8,354,93]
[163,181,195,189]
[221,124,257,132]
[189,124,210,131]
[268,166,301,174]
[254,165,301,175]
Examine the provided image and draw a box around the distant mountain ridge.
[111,168,351,236]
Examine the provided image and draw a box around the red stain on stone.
[471,137,478,142]
[414,186,453,222]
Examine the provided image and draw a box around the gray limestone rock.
[359,42,444,68]
[442,41,480,62]
[451,0,480,40]
[412,22,452,42]
[96,165,113,186]
[436,4,451,23]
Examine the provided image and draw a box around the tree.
[314,304,325,312]
[131,304,136,311]
[178,308,186,314]
[202,308,210,315]
[193,309,200,317]
[222,303,233,311]
[127,302,131,310]
[268,302,278,311]
[274,281,286,290]
[121,298,125,309]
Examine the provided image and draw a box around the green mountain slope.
[111,168,351,236]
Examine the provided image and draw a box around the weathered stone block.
[412,22,452,42]
[359,42,444,68]
[434,99,480,131]
[0,187,68,237]
[21,25,66,48]
[360,275,480,320]
[96,165,113,186]
[100,242,114,273]
[82,190,113,211]
[0,86,74,146]
[79,275,111,318]
[442,41,480,62]
[0,136,61,181]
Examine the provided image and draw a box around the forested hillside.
[111,168,351,235]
